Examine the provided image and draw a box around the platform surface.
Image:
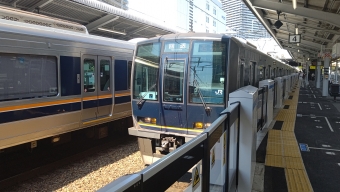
[255,81,340,192]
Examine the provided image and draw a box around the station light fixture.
[292,0,297,9]
[295,25,298,34]
[298,49,300,52]
[98,27,126,35]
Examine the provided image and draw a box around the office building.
[221,0,270,39]
[128,0,226,33]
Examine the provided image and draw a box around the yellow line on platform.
[265,83,313,192]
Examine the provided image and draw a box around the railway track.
[0,130,135,191]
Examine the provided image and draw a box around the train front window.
[163,59,185,103]
[189,41,226,105]
[133,42,160,100]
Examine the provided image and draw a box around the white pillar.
[336,61,338,83]
[322,57,330,97]
[305,61,310,86]
[316,61,321,88]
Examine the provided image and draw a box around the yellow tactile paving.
[282,138,298,146]
[284,100,297,105]
[288,105,297,110]
[268,129,282,138]
[285,157,304,169]
[265,82,313,192]
[265,154,284,167]
[275,113,296,122]
[286,169,313,192]
[282,131,296,138]
[284,145,301,158]
[268,135,282,144]
[282,122,296,132]
[267,143,283,156]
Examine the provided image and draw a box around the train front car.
[129,33,229,164]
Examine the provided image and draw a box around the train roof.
[135,32,295,70]
[0,6,135,50]
[139,32,229,43]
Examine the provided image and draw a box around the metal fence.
[98,102,241,192]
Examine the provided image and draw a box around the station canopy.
[0,0,183,41]
[242,0,340,62]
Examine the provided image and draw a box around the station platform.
[254,81,340,192]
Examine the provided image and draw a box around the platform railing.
[98,102,241,192]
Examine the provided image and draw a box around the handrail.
[98,102,241,192]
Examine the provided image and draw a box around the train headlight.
[137,116,157,124]
[144,117,151,123]
[194,122,203,129]
[204,123,211,128]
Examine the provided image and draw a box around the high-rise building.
[221,0,270,39]
[100,0,128,10]
[128,0,226,33]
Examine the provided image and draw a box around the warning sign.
[211,147,215,167]
[223,132,226,165]
[192,163,201,191]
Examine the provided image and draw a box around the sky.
[127,0,292,59]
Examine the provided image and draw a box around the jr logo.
[215,90,223,95]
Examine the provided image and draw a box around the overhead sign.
[192,163,201,191]
[288,34,301,43]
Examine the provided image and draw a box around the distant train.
[0,7,134,151]
[128,33,297,164]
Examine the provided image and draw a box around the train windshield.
[189,41,226,105]
[133,42,161,100]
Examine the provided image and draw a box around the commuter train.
[128,33,297,164]
[0,7,134,151]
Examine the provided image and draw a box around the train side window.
[100,59,110,91]
[84,59,95,92]
[0,53,58,102]
[128,61,132,89]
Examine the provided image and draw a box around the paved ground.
[295,84,340,192]
[253,80,340,192]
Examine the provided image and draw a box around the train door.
[82,55,112,123]
[97,56,112,118]
[160,54,187,129]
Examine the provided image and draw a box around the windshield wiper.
[193,79,211,116]
[137,83,157,109]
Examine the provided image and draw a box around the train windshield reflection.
[189,41,226,105]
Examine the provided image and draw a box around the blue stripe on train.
[0,102,81,124]
[83,98,113,109]
[98,98,113,106]
[115,96,130,104]
[83,100,96,109]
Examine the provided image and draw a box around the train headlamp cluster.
[194,122,211,129]
[139,117,157,124]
